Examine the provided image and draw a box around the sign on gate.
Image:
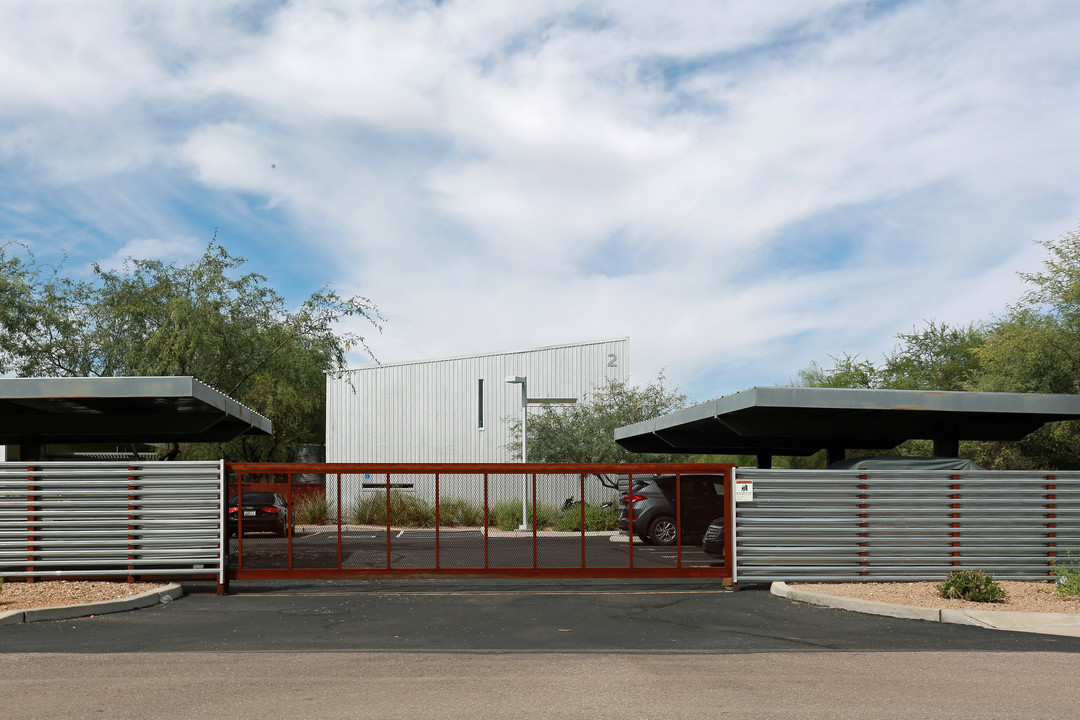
[734,479,753,502]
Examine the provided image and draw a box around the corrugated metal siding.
[733,468,1079,582]
[326,338,629,505]
[0,461,223,579]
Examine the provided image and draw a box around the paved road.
[4,578,1079,654]
[5,579,1080,718]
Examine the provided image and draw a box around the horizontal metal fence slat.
[0,461,222,579]
[734,468,1080,583]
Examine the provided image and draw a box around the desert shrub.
[293,494,334,525]
[553,504,619,532]
[489,499,560,530]
[937,570,1006,603]
[436,497,486,527]
[351,491,436,527]
[1052,552,1080,599]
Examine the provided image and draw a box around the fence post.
[951,475,961,567]
[26,464,36,582]
[1047,474,1057,576]
[858,474,869,576]
[127,464,138,583]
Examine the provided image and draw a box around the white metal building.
[326,338,629,507]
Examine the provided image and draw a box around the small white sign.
[734,480,753,502]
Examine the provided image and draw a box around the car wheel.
[648,516,677,546]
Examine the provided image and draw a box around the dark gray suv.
[618,474,725,545]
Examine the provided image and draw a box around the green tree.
[795,353,883,389]
[510,374,690,477]
[0,238,382,461]
[881,321,987,391]
[968,226,1080,468]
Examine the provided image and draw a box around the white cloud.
[2,0,1080,402]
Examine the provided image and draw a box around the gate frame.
[222,462,734,591]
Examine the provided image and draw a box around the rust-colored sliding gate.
[223,463,733,589]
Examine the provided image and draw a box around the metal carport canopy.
[614,386,1080,457]
[0,376,272,445]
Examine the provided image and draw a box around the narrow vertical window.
[477,379,485,429]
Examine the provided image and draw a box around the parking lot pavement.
[3,578,1080,654]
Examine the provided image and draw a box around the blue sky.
[2,0,1079,403]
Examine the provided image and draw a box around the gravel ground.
[794,580,1080,613]
[0,580,166,611]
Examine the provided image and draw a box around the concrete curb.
[0,582,184,625]
[771,581,1080,637]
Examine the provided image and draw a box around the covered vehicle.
[828,456,983,470]
[618,474,725,546]
[228,492,291,536]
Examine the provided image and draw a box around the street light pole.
[504,376,529,530]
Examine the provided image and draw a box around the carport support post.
[934,435,960,458]
[755,453,772,469]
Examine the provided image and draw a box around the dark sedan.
[228,492,291,536]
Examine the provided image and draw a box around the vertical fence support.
[951,475,961,567]
[127,465,137,583]
[531,472,538,570]
[336,473,343,570]
[218,459,228,596]
[236,473,244,570]
[26,465,36,582]
[435,472,441,570]
[858,475,869,577]
[627,473,634,570]
[483,473,490,570]
[385,472,392,570]
[579,473,586,569]
[286,471,294,571]
[673,473,682,568]
[1047,475,1058,574]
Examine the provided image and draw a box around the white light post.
[505,377,578,531]
[505,376,529,530]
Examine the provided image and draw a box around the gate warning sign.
[734,480,753,502]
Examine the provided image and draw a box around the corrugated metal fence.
[733,468,1080,583]
[0,461,223,582]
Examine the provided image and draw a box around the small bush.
[553,504,619,532]
[351,491,436,527]
[1052,552,1080,599]
[937,570,1006,603]
[489,499,560,530]
[293,494,334,525]
[436,497,486,527]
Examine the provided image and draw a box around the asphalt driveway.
[4,578,1080,654]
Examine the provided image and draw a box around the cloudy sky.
[2,0,1079,402]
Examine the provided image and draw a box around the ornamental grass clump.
[1052,552,1080,599]
[937,570,1006,603]
[489,499,560,531]
[436,497,486,527]
[293,494,334,525]
[351,490,436,527]
[553,504,619,532]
